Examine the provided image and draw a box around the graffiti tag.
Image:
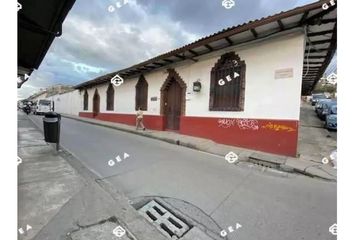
[236,119,259,130]
[218,119,236,128]
[261,122,295,132]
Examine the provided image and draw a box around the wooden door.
[165,80,182,130]
[93,90,100,117]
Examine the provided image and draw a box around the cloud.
[61,60,106,75]
[18,0,326,99]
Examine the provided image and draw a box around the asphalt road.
[28,114,336,240]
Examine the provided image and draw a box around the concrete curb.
[61,114,336,181]
[249,154,336,181]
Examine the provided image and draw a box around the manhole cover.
[138,200,190,239]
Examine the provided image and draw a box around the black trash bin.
[43,112,61,144]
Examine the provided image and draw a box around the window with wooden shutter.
[135,75,148,110]
[106,84,114,111]
[209,52,246,111]
[83,89,88,110]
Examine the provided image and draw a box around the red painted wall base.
[79,112,164,131]
[78,112,298,157]
[180,116,298,157]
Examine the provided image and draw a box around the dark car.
[311,93,327,106]
[318,101,337,120]
[325,110,337,131]
[315,99,332,115]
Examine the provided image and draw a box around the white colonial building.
[49,1,337,157]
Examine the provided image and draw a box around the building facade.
[77,32,304,156]
[63,1,337,157]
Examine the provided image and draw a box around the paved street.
[18,112,168,240]
[28,114,336,240]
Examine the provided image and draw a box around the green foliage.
[313,83,337,93]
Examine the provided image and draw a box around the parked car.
[325,112,337,130]
[33,99,53,115]
[311,93,327,106]
[318,101,337,120]
[315,99,332,115]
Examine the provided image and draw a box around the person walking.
[136,107,146,130]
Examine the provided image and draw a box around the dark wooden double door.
[164,79,182,130]
[93,90,100,117]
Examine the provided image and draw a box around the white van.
[34,99,53,115]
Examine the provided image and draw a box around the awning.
[75,0,336,96]
[17,0,76,88]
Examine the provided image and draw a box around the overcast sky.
[19,0,334,99]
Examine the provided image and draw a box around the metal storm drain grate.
[249,158,279,169]
[138,200,190,239]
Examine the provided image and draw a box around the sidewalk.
[298,101,337,165]
[18,112,168,240]
[62,113,337,181]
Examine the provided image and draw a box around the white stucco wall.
[79,71,167,115]
[181,31,305,120]
[77,30,305,121]
[47,90,81,115]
